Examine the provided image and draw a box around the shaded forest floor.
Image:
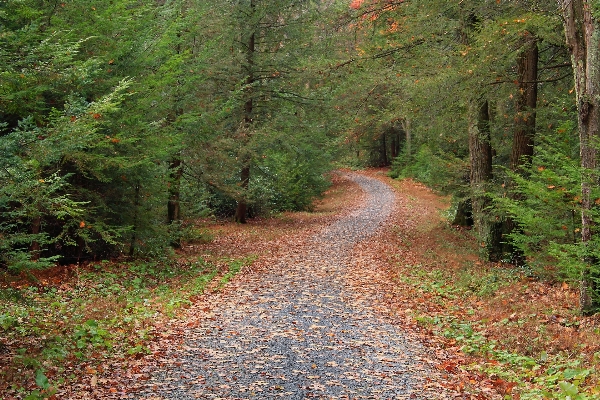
[1,169,599,398]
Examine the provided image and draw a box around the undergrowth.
[398,260,600,398]
[0,255,254,398]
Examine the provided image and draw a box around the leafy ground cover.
[0,173,359,399]
[351,169,600,399]
[0,256,229,398]
[1,169,599,399]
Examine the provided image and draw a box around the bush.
[253,146,331,214]
[390,144,468,194]
[495,132,600,304]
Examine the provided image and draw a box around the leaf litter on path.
[69,171,492,399]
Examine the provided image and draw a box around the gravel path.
[137,173,437,399]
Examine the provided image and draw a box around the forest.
[2,0,600,398]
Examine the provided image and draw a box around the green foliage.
[1,0,339,267]
[23,369,56,400]
[73,320,111,351]
[390,145,469,194]
[494,129,599,290]
[253,134,332,213]
[0,80,144,269]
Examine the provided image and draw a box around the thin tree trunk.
[560,0,600,313]
[235,0,256,224]
[469,100,502,261]
[30,216,41,261]
[390,130,398,160]
[401,118,411,161]
[168,154,183,247]
[168,34,184,245]
[381,132,387,166]
[235,163,250,223]
[129,182,140,257]
[167,156,182,225]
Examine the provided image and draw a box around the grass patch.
[217,256,257,290]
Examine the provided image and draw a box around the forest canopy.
[2,0,600,312]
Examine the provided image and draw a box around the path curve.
[137,173,436,399]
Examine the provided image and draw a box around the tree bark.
[390,128,399,160]
[234,0,256,224]
[469,100,502,261]
[167,156,182,225]
[510,36,539,172]
[168,34,184,246]
[381,131,388,166]
[129,182,140,257]
[505,35,539,264]
[234,163,250,223]
[401,118,411,161]
[560,0,600,313]
[168,154,183,247]
[30,216,41,261]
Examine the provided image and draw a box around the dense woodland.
[2,1,600,309]
[3,0,600,299]
[3,0,600,397]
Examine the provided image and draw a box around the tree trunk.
[235,2,255,224]
[510,36,538,171]
[381,131,388,166]
[129,182,140,257]
[401,118,411,161]
[168,154,183,247]
[234,163,250,223]
[560,0,600,313]
[390,129,399,160]
[505,35,539,264]
[168,35,184,246]
[469,100,502,261]
[30,216,41,261]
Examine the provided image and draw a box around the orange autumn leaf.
[350,0,364,9]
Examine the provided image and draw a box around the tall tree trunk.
[381,131,388,166]
[511,36,539,172]
[235,0,256,224]
[168,154,183,247]
[168,34,184,245]
[505,36,539,263]
[401,118,411,161]
[560,0,600,313]
[235,163,250,223]
[167,156,182,225]
[30,216,41,261]
[390,129,399,160]
[129,182,141,257]
[469,100,502,261]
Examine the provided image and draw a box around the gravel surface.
[136,173,438,399]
